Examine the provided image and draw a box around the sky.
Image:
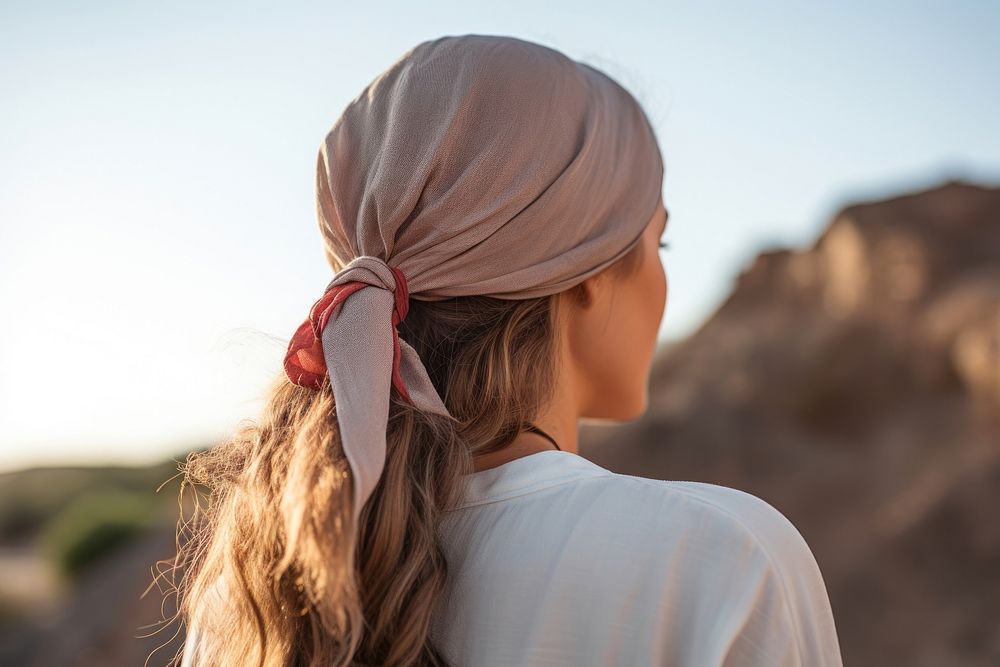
[1,0,998,472]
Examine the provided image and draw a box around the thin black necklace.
[524,422,562,451]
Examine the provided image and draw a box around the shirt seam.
[619,476,808,666]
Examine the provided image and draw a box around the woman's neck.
[470,429,567,472]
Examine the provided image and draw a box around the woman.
[173,34,843,666]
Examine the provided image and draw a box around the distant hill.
[0,458,189,543]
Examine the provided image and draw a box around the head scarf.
[284,34,663,521]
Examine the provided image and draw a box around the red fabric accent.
[283,265,413,404]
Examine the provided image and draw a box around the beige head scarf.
[284,34,663,521]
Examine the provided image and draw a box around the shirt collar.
[450,450,612,510]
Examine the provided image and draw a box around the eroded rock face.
[816,181,1000,318]
[917,266,1000,415]
[700,179,1000,419]
[584,179,1000,666]
[954,308,1000,417]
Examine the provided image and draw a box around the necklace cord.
[524,423,562,451]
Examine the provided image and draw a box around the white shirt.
[429,450,844,666]
[182,450,844,666]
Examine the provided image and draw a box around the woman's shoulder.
[617,474,800,534]
[585,471,817,563]
[581,473,843,664]
[609,474,805,548]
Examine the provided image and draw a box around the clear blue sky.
[2,0,998,472]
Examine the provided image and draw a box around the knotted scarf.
[284,34,663,521]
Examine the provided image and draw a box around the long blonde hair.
[164,240,644,666]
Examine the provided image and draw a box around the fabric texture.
[282,33,663,520]
[430,451,845,666]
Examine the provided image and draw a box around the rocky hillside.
[582,179,1000,666]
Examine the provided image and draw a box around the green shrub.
[0,453,200,543]
[40,487,158,582]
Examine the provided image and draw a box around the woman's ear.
[563,271,606,310]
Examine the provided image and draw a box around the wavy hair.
[161,237,645,667]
